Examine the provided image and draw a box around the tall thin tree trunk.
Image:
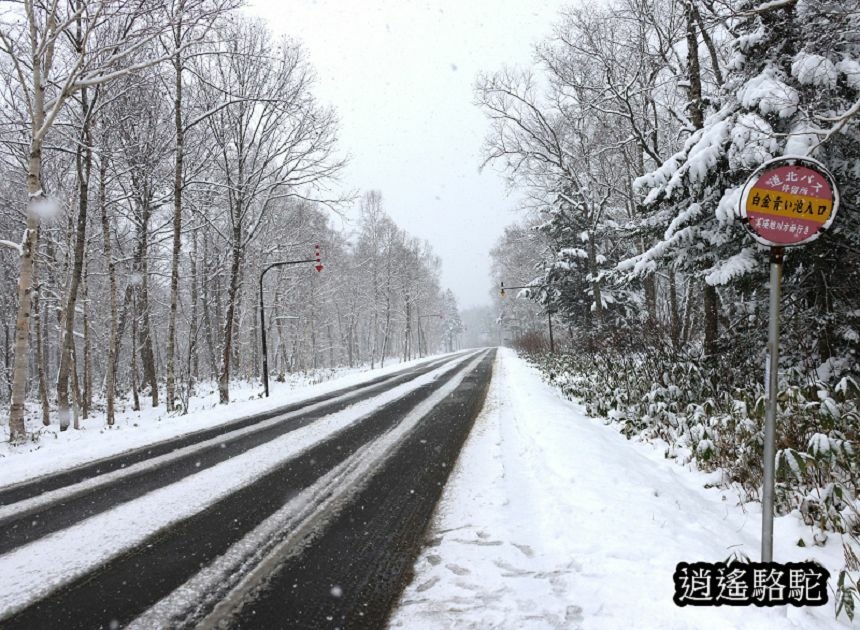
[56,86,92,430]
[201,234,218,380]
[587,232,604,326]
[669,270,681,351]
[231,277,243,375]
[82,259,92,418]
[70,340,81,430]
[403,293,412,363]
[132,188,158,407]
[8,52,48,441]
[703,285,719,356]
[166,7,185,413]
[251,288,260,378]
[33,258,50,427]
[680,282,695,346]
[131,297,141,412]
[219,217,242,404]
[380,261,392,366]
[644,274,657,327]
[187,227,199,392]
[686,1,719,357]
[100,152,119,426]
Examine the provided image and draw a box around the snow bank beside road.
[390,348,847,629]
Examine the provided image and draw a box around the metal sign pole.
[737,157,838,562]
[761,246,783,562]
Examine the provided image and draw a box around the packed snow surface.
[390,349,848,629]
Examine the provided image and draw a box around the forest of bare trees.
[0,1,462,443]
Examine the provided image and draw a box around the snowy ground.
[390,348,850,630]
[0,353,451,488]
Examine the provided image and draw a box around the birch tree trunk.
[33,257,50,427]
[100,153,119,426]
[82,259,92,418]
[166,30,184,413]
[8,114,46,442]
[56,86,92,430]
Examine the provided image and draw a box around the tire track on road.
[214,350,496,630]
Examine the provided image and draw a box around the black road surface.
[0,351,468,554]
[0,349,495,630]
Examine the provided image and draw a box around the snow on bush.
[736,69,800,118]
[783,122,819,156]
[705,247,759,286]
[791,52,838,88]
[727,112,778,169]
[836,58,860,90]
[714,186,741,224]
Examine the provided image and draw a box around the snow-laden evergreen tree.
[629,0,860,367]
[536,185,616,348]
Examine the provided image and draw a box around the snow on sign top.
[738,156,839,247]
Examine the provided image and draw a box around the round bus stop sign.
[739,156,839,247]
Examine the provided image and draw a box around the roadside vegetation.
[484,1,860,620]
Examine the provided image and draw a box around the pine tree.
[630,0,860,364]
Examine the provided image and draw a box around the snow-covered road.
[0,349,496,629]
[0,352,475,618]
[391,348,848,630]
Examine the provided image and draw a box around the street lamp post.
[259,249,322,397]
[499,282,554,353]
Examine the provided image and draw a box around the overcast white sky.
[247,0,570,309]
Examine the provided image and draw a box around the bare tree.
[0,0,198,440]
[195,19,345,403]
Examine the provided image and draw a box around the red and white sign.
[739,156,839,247]
[314,243,324,272]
